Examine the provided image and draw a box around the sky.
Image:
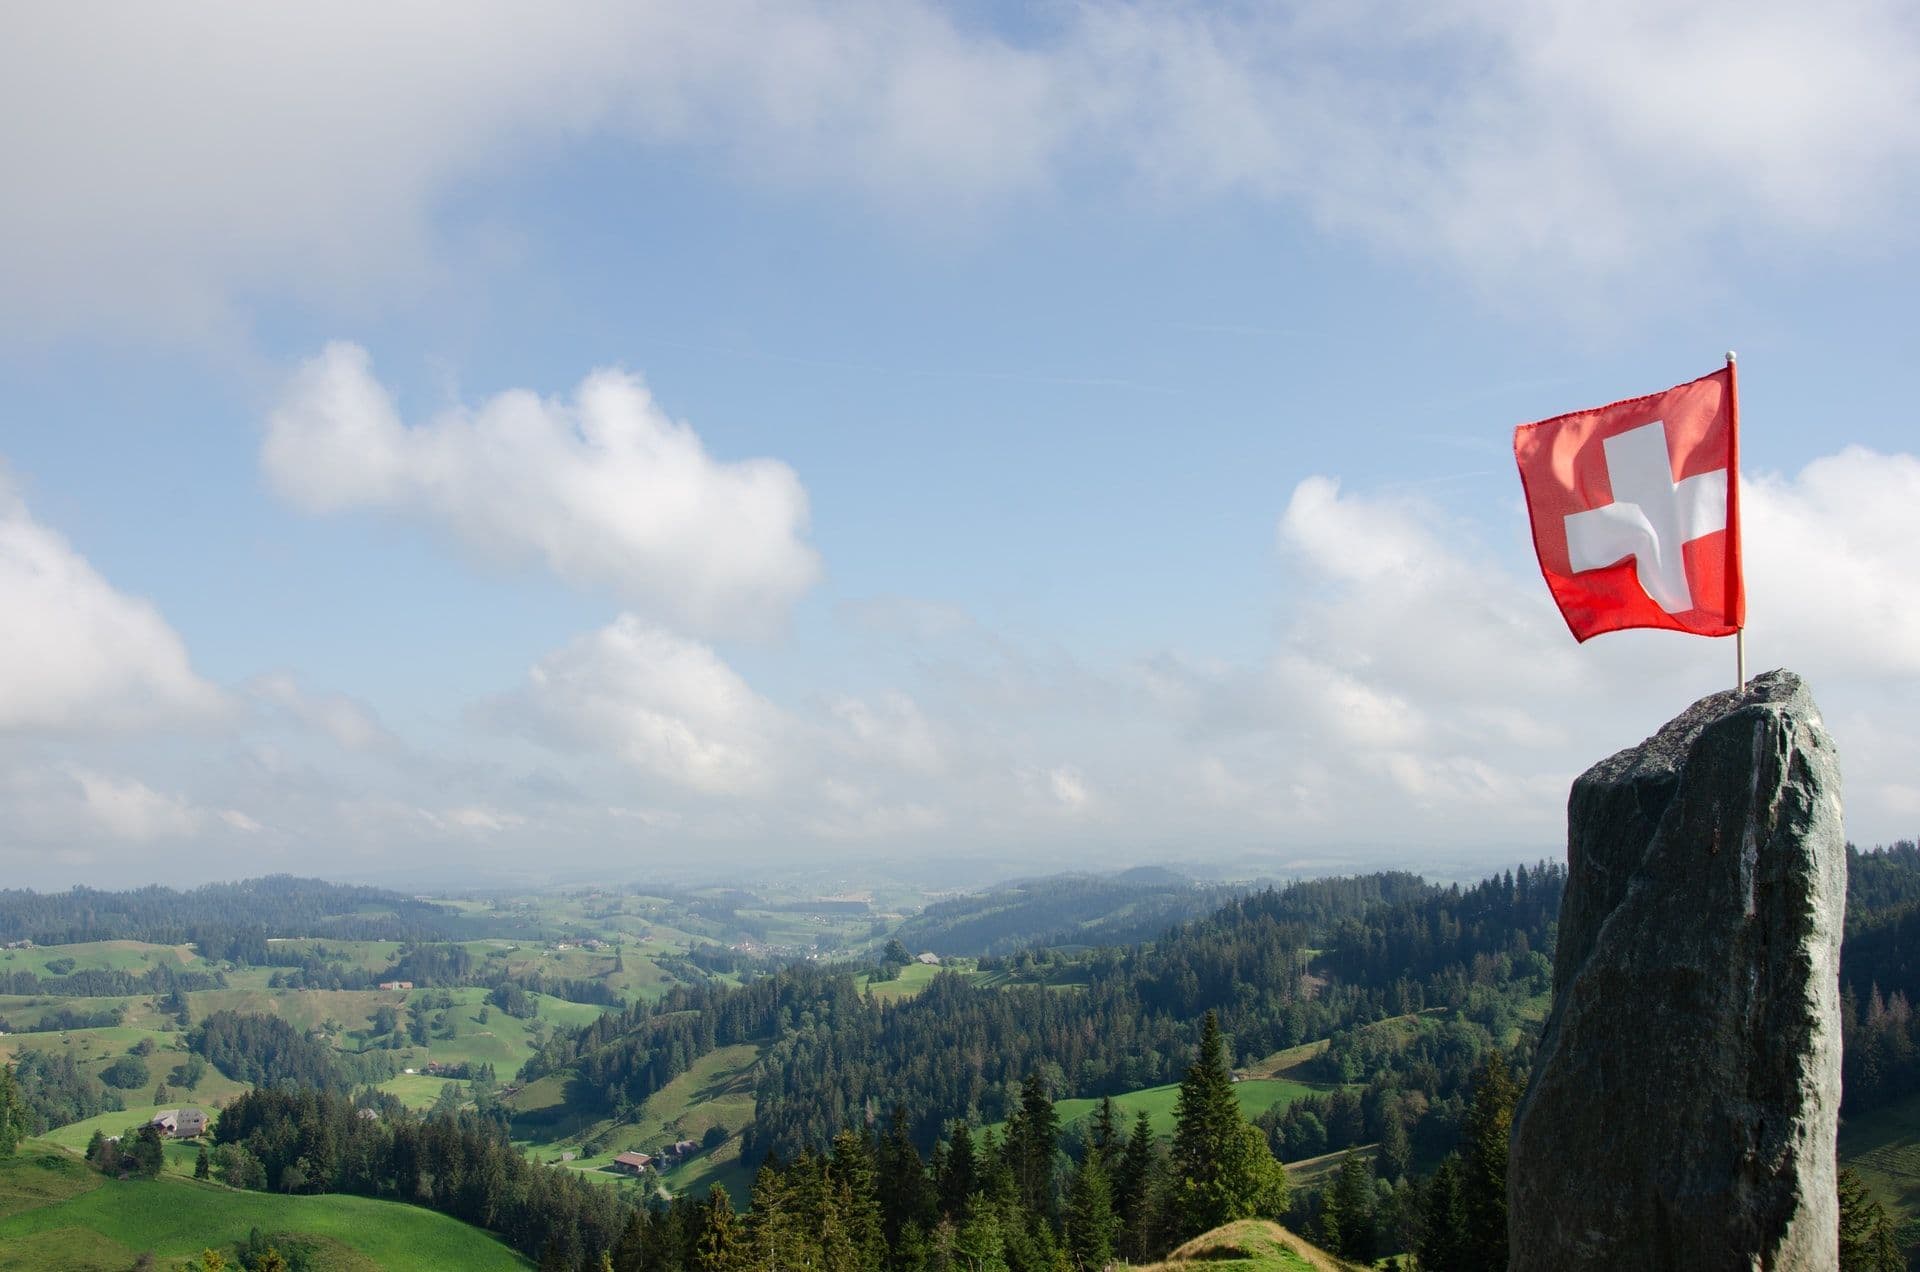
[2,1,1917,890]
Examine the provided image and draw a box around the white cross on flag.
[1514,365,1744,642]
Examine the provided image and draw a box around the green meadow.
[986,1076,1324,1144]
[0,940,203,978]
[0,1145,531,1270]
[857,960,947,1001]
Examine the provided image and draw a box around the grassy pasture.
[377,1073,471,1111]
[1138,1219,1356,1272]
[262,938,404,971]
[39,1104,212,1157]
[989,1076,1322,1144]
[0,940,201,978]
[858,961,947,1001]
[0,992,175,1032]
[0,1145,531,1270]
[187,986,402,1037]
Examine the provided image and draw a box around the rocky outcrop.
[1508,670,1845,1270]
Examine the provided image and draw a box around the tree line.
[0,875,463,949]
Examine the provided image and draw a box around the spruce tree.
[1012,1071,1059,1220]
[939,1122,978,1223]
[1838,1166,1905,1272]
[1460,1052,1517,1270]
[1115,1110,1158,1260]
[1417,1155,1468,1271]
[0,1063,26,1156]
[1320,1152,1376,1262]
[1088,1096,1119,1167]
[830,1126,887,1271]
[696,1184,744,1272]
[878,1107,935,1260]
[1065,1155,1118,1271]
[1169,1011,1288,1240]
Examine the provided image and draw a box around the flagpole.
[1727,349,1745,694]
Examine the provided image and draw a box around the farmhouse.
[916,952,941,965]
[378,980,414,991]
[612,1151,652,1175]
[150,1107,207,1138]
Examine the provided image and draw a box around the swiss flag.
[1514,365,1744,642]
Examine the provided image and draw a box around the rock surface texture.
[1508,670,1845,1271]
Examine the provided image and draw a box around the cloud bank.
[5,1,1917,337]
[264,342,820,635]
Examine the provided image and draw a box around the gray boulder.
[1508,669,1845,1270]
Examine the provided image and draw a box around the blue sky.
[2,2,1916,887]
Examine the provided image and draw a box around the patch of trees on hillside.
[0,964,225,999]
[893,871,1244,958]
[189,1010,351,1092]
[7,1049,124,1133]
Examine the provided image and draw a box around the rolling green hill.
[0,1144,531,1270]
[1139,1219,1359,1271]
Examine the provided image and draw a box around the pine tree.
[830,1126,887,1271]
[1065,1155,1118,1271]
[195,1144,211,1179]
[1011,1071,1059,1220]
[1460,1053,1517,1270]
[1319,1152,1376,1263]
[1379,1110,1411,1183]
[1417,1155,1468,1272]
[878,1106,936,1259]
[1168,1011,1288,1240]
[1838,1166,1905,1272]
[939,1122,978,1222]
[1088,1096,1119,1167]
[131,1124,166,1179]
[1114,1110,1158,1261]
[696,1184,744,1272]
[0,1063,25,1156]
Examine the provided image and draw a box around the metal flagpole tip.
[1725,350,1737,364]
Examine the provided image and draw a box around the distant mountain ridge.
[892,868,1248,957]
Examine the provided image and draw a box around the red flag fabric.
[1514,366,1744,643]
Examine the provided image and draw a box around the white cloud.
[7,1,1918,338]
[0,475,227,733]
[264,342,820,634]
[71,770,206,841]
[1046,765,1092,812]
[1742,447,1920,679]
[493,615,786,795]
[827,691,945,775]
[246,672,399,752]
[0,762,206,843]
